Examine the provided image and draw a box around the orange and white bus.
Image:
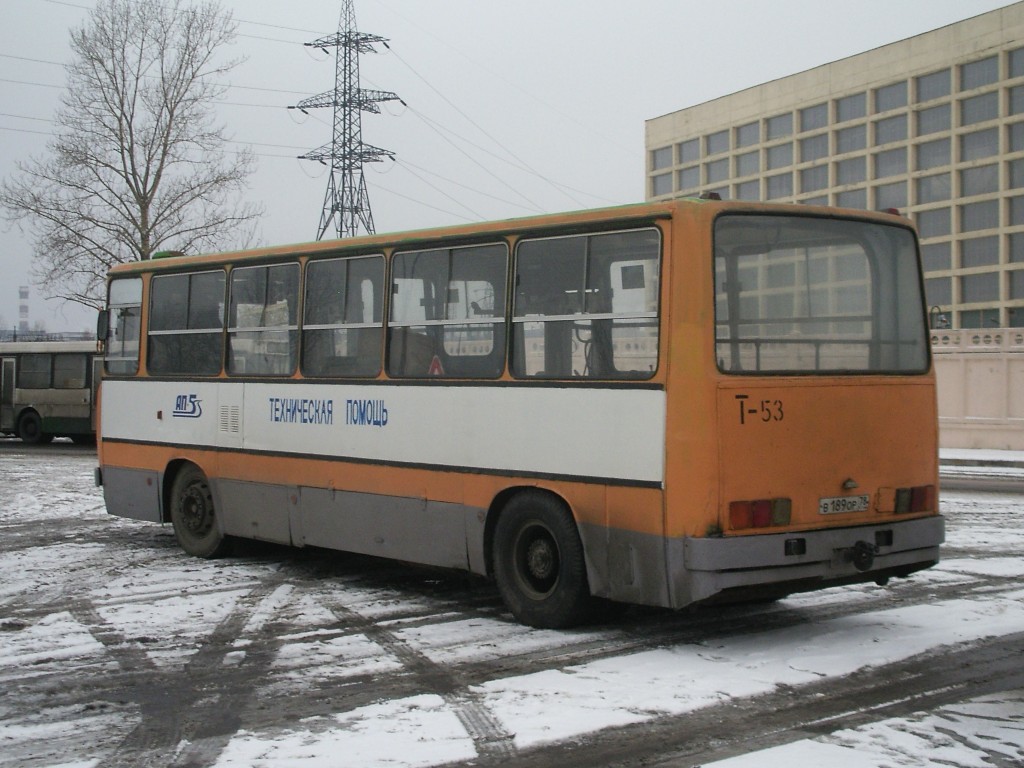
[94,199,942,627]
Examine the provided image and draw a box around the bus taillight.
[729,498,792,530]
[896,484,936,513]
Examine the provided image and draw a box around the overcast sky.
[0,0,1015,332]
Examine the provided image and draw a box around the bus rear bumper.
[671,515,945,607]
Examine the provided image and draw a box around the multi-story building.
[645,2,1024,330]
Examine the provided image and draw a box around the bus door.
[91,354,103,433]
[1,357,13,432]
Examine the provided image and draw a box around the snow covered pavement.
[1,441,1022,767]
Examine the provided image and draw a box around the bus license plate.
[819,494,870,515]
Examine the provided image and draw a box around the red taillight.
[911,484,936,512]
[729,498,791,531]
[893,484,936,513]
[910,485,927,512]
[751,500,772,527]
[925,484,937,511]
[729,501,752,529]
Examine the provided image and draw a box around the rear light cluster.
[729,498,792,531]
[895,484,936,513]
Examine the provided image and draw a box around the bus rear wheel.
[493,492,594,629]
[17,411,53,444]
[170,465,228,558]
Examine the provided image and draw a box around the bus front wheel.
[17,411,53,444]
[493,492,594,629]
[170,465,228,558]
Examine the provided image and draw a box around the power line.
[393,159,543,215]
[40,0,89,9]
[0,53,66,67]
[375,0,631,156]
[0,110,544,216]
[393,160,483,220]
[0,112,54,123]
[0,53,308,98]
[370,178,476,223]
[14,0,620,224]
[0,125,53,137]
[404,106,543,214]
[0,78,63,90]
[387,44,588,211]
[35,0,320,42]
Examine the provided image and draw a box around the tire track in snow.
[97,566,297,767]
[321,593,520,762]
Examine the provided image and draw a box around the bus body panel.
[295,485,479,570]
[98,437,670,589]
[579,522,672,607]
[13,387,93,435]
[101,465,163,523]
[714,377,938,530]
[99,377,670,588]
[99,379,667,485]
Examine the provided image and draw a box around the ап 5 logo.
[173,394,203,418]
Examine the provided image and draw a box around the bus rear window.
[714,214,928,374]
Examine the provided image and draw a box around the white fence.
[931,329,1024,450]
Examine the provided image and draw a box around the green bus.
[0,341,100,444]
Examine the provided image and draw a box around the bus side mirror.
[96,310,110,341]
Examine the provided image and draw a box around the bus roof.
[105,198,913,275]
[0,341,97,355]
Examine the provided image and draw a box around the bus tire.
[170,465,228,559]
[17,411,53,444]
[493,491,594,629]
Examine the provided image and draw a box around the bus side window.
[149,270,225,376]
[303,256,384,378]
[388,244,507,379]
[228,263,299,376]
[512,228,660,380]
[54,354,88,389]
[388,327,435,375]
[18,354,52,389]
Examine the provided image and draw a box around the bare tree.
[0,0,261,309]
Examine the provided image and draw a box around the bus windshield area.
[714,214,929,374]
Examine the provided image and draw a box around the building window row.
[646,39,1024,330]
[657,155,1024,205]
[924,268,1024,312]
[650,46,1024,175]
[655,115,1024,196]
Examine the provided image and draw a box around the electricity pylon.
[290,0,401,240]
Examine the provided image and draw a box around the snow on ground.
[2,445,1023,766]
[940,448,1024,465]
[470,595,1024,751]
[201,585,1024,766]
[705,689,1024,768]
[215,695,478,768]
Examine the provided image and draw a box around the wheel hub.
[182,488,210,533]
[526,538,555,580]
